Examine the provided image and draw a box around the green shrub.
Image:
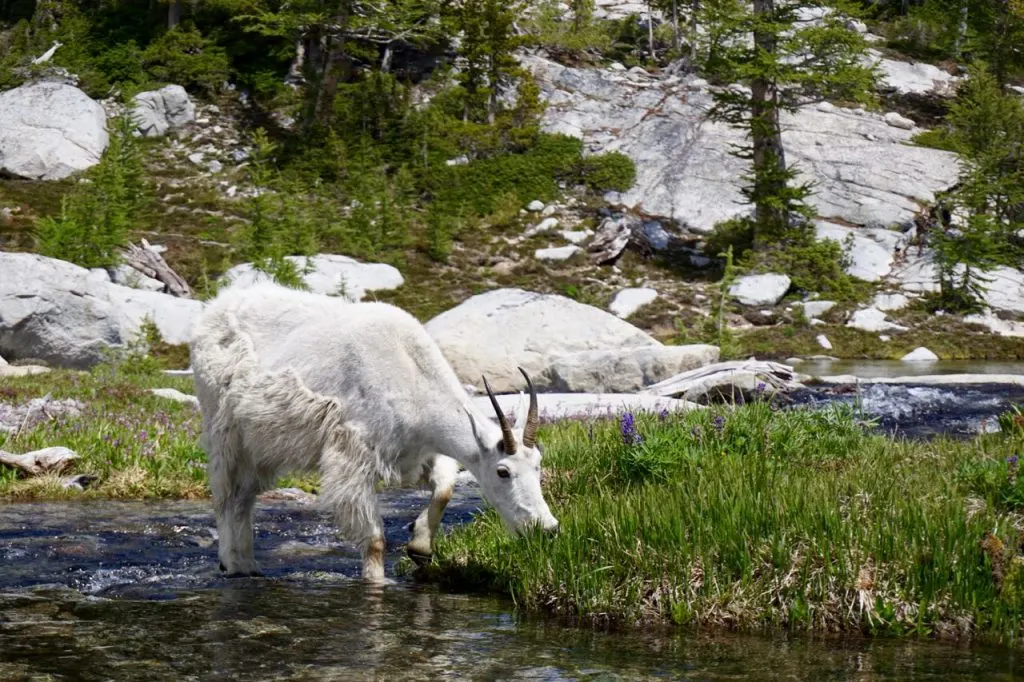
[142,25,229,95]
[35,113,148,269]
[577,150,636,192]
[912,127,957,152]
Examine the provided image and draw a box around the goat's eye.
[497,466,511,479]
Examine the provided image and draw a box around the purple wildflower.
[620,412,642,445]
[756,382,766,395]
[658,408,670,422]
[712,416,725,433]
[1008,455,1019,467]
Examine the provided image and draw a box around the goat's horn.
[518,367,539,449]
[483,375,517,455]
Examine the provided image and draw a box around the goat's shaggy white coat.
[190,283,556,580]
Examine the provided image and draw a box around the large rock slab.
[131,85,195,137]
[544,344,720,393]
[425,288,660,392]
[0,252,203,368]
[816,221,905,282]
[523,54,959,233]
[221,255,404,301]
[0,82,108,180]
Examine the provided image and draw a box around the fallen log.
[640,360,802,403]
[0,447,79,477]
[121,239,192,298]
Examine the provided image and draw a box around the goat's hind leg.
[208,430,264,578]
[406,455,459,566]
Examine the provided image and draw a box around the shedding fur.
[190,282,558,581]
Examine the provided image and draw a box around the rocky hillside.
[2,1,1024,373]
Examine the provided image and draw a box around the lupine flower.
[756,382,766,395]
[620,412,642,445]
[658,408,670,422]
[712,416,725,433]
[1008,455,1019,467]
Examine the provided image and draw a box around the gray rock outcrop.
[0,82,108,180]
[729,274,791,306]
[523,54,959,234]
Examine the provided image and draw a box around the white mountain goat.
[189,283,558,581]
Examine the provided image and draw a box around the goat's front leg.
[320,443,388,582]
[407,455,459,565]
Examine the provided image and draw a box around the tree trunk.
[305,4,351,132]
[953,0,968,58]
[381,43,394,72]
[647,1,655,61]
[690,0,699,63]
[167,0,182,29]
[672,0,681,52]
[750,0,789,243]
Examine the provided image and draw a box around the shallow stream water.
[5,361,1024,679]
[2,495,1023,681]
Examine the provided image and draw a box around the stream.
[3,361,1024,679]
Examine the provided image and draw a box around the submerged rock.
[902,347,939,362]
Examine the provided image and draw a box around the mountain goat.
[190,283,558,581]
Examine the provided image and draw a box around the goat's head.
[466,367,559,536]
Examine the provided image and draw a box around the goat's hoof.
[406,546,432,567]
[219,561,263,578]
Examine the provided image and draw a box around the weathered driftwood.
[121,239,192,298]
[0,447,79,477]
[640,360,801,403]
[587,217,633,264]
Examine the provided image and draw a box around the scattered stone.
[560,229,593,245]
[902,347,939,362]
[534,245,580,262]
[150,388,199,407]
[62,474,99,491]
[802,300,836,318]
[883,112,915,130]
[131,85,196,137]
[729,274,791,306]
[0,82,109,180]
[527,200,545,212]
[208,159,223,174]
[964,312,1024,337]
[541,204,559,217]
[524,216,559,238]
[609,288,658,318]
[221,254,404,301]
[879,335,891,342]
[816,334,833,351]
[873,292,910,312]
[187,152,204,166]
[425,288,660,393]
[0,447,78,476]
[490,260,518,276]
[846,307,908,333]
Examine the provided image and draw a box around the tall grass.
[424,401,1024,645]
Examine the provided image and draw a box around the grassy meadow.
[420,399,1024,647]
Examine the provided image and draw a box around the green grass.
[420,402,1024,646]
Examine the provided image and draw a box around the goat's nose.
[545,519,560,535]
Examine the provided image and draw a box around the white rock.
[424,288,659,393]
[802,300,835,318]
[220,254,404,301]
[534,245,580,262]
[867,51,960,97]
[980,266,1024,315]
[901,347,939,362]
[560,229,593,245]
[873,292,909,311]
[846,307,908,333]
[729,274,791,306]
[150,388,199,407]
[609,288,658,318]
[879,335,891,342]
[131,85,196,137]
[883,112,915,130]
[105,286,203,346]
[527,200,545,212]
[892,254,941,294]
[0,82,108,180]
[816,221,902,282]
[816,334,833,351]
[523,54,959,233]
[545,345,720,393]
[208,159,223,173]
[188,152,204,166]
[0,365,51,378]
[964,312,1024,337]
[542,204,559,217]
[524,216,559,237]
[109,265,165,292]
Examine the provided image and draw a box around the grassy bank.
[420,401,1024,646]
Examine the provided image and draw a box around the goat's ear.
[462,405,486,462]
